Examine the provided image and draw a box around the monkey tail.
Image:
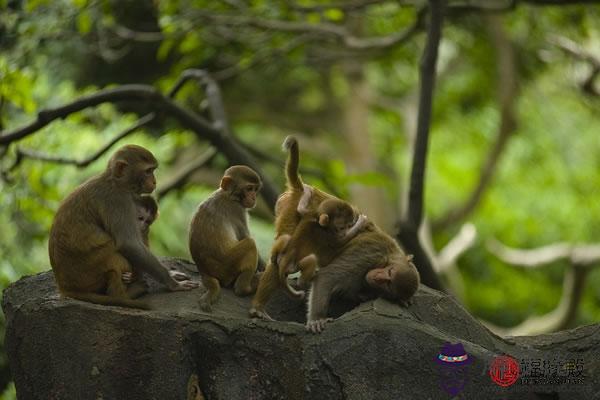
[62,291,151,310]
[282,136,304,192]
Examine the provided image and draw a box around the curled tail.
[283,136,303,192]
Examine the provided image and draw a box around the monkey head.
[220,165,262,209]
[365,254,417,302]
[137,195,159,234]
[316,199,358,239]
[108,144,158,194]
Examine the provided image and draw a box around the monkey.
[120,195,190,297]
[188,165,263,312]
[250,136,420,326]
[48,144,198,310]
[305,220,420,333]
[271,191,368,300]
[137,194,159,247]
[250,136,338,319]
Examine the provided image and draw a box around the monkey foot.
[399,299,413,307]
[199,301,213,313]
[305,318,333,334]
[171,280,199,291]
[121,272,133,284]
[249,307,275,321]
[169,270,191,281]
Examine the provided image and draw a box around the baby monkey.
[271,185,368,299]
[121,195,189,292]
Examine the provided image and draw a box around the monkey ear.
[220,176,233,191]
[113,160,128,178]
[318,214,329,227]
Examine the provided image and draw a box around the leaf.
[76,10,93,34]
[324,8,344,22]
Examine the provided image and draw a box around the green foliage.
[1,1,600,393]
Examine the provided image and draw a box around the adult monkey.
[250,136,336,319]
[49,144,198,309]
[250,136,420,329]
[305,217,420,333]
[189,165,263,311]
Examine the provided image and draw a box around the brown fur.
[272,197,366,299]
[49,145,196,310]
[305,221,420,333]
[189,165,262,312]
[251,137,337,317]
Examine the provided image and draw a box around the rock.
[2,258,598,399]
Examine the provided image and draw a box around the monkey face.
[139,165,157,193]
[365,265,397,295]
[240,184,260,209]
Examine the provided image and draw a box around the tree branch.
[156,147,218,199]
[396,0,445,291]
[9,113,156,170]
[484,238,600,336]
[549,35,600,97]
[192,8,426,51]
[0,71,279,210]
[433,14,518,231]
[436,223,477,272]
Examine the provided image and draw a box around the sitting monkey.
[189,165,263,311]
[271,188,368,299]
[49,145,198,310]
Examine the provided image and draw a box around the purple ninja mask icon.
[435,342,473,396]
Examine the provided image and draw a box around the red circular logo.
[489,355,520,387]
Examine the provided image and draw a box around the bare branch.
[483,238,600,335]
[156,147,218,199]
[192,8,425,51]
[290,0,387,13]
[0,73,279,209]
[483,263,588,336]
[487,239,600,268]
[109,24,165,43]
[10,113,156,170]
[396,0,446,291]
[549,35,600,97]
[437,223,477,272]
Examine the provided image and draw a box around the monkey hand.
[121,272,133,284]
[305,318,333,334]
[249,307,275,321]
[168,280,199,291]
[169,270,191,282]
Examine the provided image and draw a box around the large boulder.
[2,258,598,399]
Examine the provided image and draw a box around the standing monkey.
[189,165,262,311]
[250,136,337,319]
[49,145,198,310]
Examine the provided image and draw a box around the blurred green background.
[1,0,600,397]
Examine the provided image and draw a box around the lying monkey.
[250,136,420,329]
[271,187,368,299]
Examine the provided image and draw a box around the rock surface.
[3,258,599,400]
